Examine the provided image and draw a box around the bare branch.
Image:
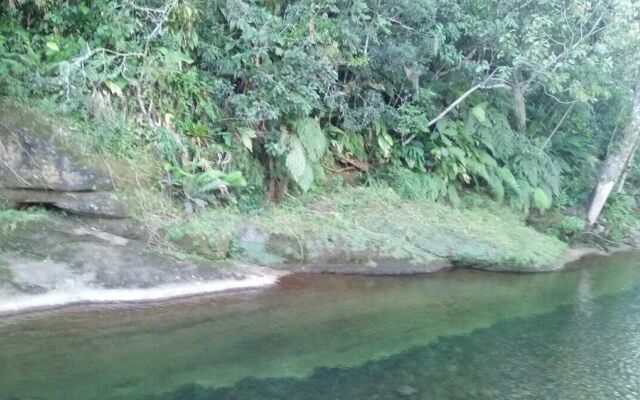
[540,103,575,151]
[403,70,498,146]
[146,0,179,46]
[523,2,611,89]
[386,17,415,32]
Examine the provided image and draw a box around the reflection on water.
[0,252,639,400]
[576,269,594,318]
[157,289,640,400]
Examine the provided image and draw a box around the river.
[0,251,639,399]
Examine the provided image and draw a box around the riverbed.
[1,251,639,399]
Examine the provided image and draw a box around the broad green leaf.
[297,162,314,192]
[377,131,393,157]
[223,171,247,187]
[286,137,307,183]
[498,167,519,191]
[104,80,123,97]
[157,47,194,65]
[175,51,194,64]
[295,118,326,161]
[448,146,465,161]
[532,188,552,211]
[46,42,59,52]
[471,105,486,122]
[238,127,257,152]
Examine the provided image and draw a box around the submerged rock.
[397,385,418,397]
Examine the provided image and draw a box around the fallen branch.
[386,17,415,32]
[403,70,498,146]
[540,103,575,151]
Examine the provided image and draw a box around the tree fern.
[485,173,505,201]
[509,180,532,211]
[285,136,308,184]
[297,162,315,192]
[447,184,461,206]
[466,158,489,180]
[532,187,552,211]
[295,118,326,161]
[283,120,329,192]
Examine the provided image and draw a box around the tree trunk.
[264,176,289,204]
[617,138,639,193]
[513,83,527,132]
[585,82,640,225]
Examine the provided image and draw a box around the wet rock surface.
[235,224,452,275]
[0,215,283,312]
[233,223,568,274]
[0,209,617,313]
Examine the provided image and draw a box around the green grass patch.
[0,207,49,236]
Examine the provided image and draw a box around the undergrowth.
[0,206,48,235]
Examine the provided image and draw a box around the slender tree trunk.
[585,82,640,225]
[513,83,527,132]
[617,138,639,193]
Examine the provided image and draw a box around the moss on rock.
[166,188,568,273]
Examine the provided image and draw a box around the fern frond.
[498,167,519,191]
[486,173,505,201]
[295,118,326,161]
[286,136,308,183]
[298,162,314,192]
[532,187,552,211]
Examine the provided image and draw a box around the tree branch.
[522,3,609,89]
[402,70,498,146]
[386,17,415,32]
[540,103,575,151]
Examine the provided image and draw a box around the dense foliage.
[1,0,639,232]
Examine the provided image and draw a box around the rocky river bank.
[0,100,625,314]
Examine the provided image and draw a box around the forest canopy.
[1,0,639,237]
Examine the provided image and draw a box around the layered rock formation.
[0,100,126,218]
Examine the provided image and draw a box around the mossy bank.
[10,179,631,317]
[0,99,582,311]
[0,188,567,282]
[163,188,568,274]
[2,187,569,281]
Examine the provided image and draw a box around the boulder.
[0,131,112,191]
[235,224,452,274]
[0,99,126,218]
[0,214,284,313]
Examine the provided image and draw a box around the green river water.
[1,252,639,399]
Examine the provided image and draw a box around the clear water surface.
[1,252,639,399]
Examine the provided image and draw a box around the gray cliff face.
[0,130,112,192]
[0,100,125,218]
